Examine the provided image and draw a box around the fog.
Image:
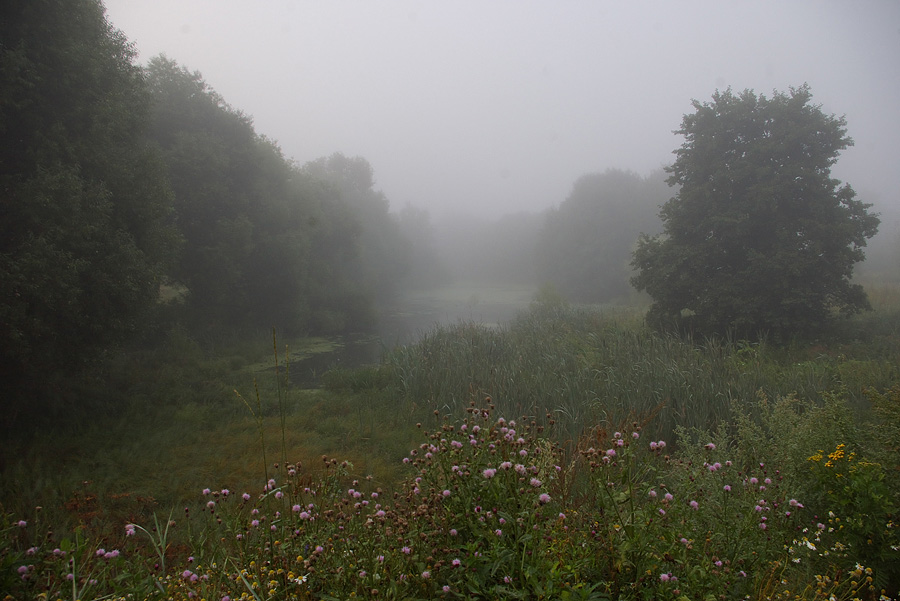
[103,0,900,222]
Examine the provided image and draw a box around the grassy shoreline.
[2,290,900,598]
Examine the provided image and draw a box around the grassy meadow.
[2,286,900,600]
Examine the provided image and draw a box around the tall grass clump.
[385,299,899,447]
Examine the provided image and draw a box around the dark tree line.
[0,0,429,415]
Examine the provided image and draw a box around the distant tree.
[397,204,449,288]
[302,153,411,306]
[631,86,879,339]
[144,57,333,333]
[0,0,178,410]
[535,169,666,302]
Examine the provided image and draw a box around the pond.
[285,283,536,387]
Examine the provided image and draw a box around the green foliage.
[144,57,317,333]
[384,303,898,447]
[632,86,880,340]
[301,153,411,306]
[536,169,667,302]
[6,399,898,599]
[0,0,178,412]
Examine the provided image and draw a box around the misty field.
[3,289,900,600]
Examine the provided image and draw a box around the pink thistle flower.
[660,573,671,582]
[530,478,542,487]
[689,500,699,510]
[450,528,458,536]
[452,558,461,567]
[606,449,616,457]
[632,431,640,439]
[442,490,451,497]
[723,485,732,492]
[649,441,658,450]
[443,585,451,593]
[482,468,496,479]
[519,449,528,457]
[207,501,215,509]
[202,488,211,495]
[648,489,657,498]
[402,546,411,554]
[17,520,27,528]
[538,493,551,504]
[250,520,259,527]
[292,505,301,513]
[495,529,503,536]
[242,493,251,501]
[705,443,716,451]
[421,570,431,579]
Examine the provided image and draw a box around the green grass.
[2,286,900,598]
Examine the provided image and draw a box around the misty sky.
[103,0,900,220]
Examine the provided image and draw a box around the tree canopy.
[631,86,880,339]
[0,0,178,406]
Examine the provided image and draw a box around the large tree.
[0,0,178,410]
[631,86,879,339]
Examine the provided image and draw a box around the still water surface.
[289,284,536,386]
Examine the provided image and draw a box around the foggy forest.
[2,1,899,599]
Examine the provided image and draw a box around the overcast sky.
[103,0,900,220]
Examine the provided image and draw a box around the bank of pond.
[2,293,900,599]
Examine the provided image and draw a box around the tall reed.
[384,302,899,447]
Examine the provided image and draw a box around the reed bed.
[384,301,900,447]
